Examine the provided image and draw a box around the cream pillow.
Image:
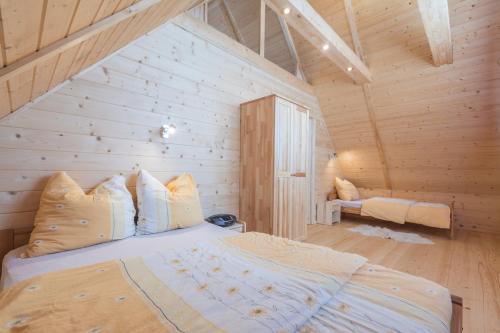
[335,177,360,201]
[136,170,204,235]
[22,172,136,258]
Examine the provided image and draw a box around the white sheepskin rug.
[348,224,434,244]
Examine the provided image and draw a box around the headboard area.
[0,229,14,270]
[0,229,14,277]
[0,228,32,276]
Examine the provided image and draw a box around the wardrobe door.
[274,98,309,240]
[290,105,309,240]
[275,177,290,238]
[276,176,307,239]
[290,106,308,175]
[275,97,293,176]
[274,98,292,237]
[290,176,307,240]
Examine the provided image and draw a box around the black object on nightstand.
[205,214,237,227]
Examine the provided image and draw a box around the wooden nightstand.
[324,201,341,225]
[227,221,246,233]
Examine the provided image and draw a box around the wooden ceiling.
[209,0,499,196]
[0,0,197,119]
[298,0,499,196]
[0,0,497,198]
[208,0,296,75]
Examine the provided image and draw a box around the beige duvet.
[361,197,451,228]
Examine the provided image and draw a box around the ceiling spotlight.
[283,7,291,15]
[347,66,353,72]
[322,44,329,51]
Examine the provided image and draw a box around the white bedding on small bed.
[1,222,236,290]
[361,197,416,224]
[335,199,363,209]
[337,197,451,229]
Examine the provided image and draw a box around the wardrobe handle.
[291,172,306,177]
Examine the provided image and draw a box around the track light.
[283,7,291,14]
[322,44,329,51]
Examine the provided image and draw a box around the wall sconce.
[328,152,337,160]
[161,124,176,139]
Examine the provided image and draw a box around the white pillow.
[136,170,204,235]
[136,170,170,235]
[335,177,360,201]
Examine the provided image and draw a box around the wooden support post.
[259,0,266,57]
[361,84,392,189]
[343,0,392,189]
[219,0,244,44]
[343,0,364,60]
[278,16,306,82]
[203,0,208,23]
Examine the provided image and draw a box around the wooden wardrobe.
[240,95,309,241]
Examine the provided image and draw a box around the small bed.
[0,223,462,332]
[336,197,455,239]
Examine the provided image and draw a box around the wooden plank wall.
[289,0,500,233]
[0,14,339,231]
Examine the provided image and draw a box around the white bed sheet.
[1,222,236,290]
[335,199,363,209]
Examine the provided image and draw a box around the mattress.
[335,199,363,209]
[1,222,236,290]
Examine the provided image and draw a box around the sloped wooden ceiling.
[0,0,198,119]
[204,0,500,195]
[292,0,499,196]
[207,0,296,75]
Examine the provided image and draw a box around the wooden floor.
[305,218,500,333]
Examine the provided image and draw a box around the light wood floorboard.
[305,218,500,333]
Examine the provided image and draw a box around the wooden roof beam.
[278,16,307,82]
[259,0,266,57]
[417,0,453,66]
[266,0,371,84]
[0,0,197,86]
[219,0,245,44]
[344,0,392,189]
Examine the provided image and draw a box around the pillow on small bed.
[22,172,136,258]
[136,170,204,235]
[335,177,360,201]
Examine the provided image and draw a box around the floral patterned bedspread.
[0,232,451,333]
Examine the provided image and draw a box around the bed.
[336,197,455,239]
[0,222,462,332]
[1,223,235,290]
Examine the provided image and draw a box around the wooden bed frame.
[0,227,463,332]
[341,201,456,239]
